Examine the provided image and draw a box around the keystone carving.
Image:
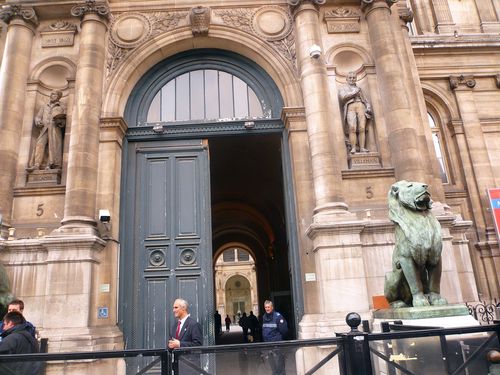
[324,8,361,34]
[449,75,476,90]
[0,5,38,26]
[71,0,110,20]
[190,6,210,36]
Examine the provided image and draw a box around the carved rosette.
[71,0,110,20]
[216,6,296,71]
[106,11,187,79]
[190,6,210,36]
[449,75,476,90]
[0,5,38,26]
[324,7,361,34]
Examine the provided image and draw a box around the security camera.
[99,209,111,223]
[309,44,322,59]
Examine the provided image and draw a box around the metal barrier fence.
[466,299,500,325]
[0,316,498,375]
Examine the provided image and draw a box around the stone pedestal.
[348,152,381,170]
[26,168,61,186]
[373,304,471,322]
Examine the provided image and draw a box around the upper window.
[428,112,449,184]
[146,69,270,123]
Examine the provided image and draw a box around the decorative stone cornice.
[449,75,476,90]
[71,0,110,20]
[361,0,398,12]
[0,5,38,26]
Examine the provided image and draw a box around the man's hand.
[168,338,180,349]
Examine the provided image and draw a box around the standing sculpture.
[338,71,372,154]
[27,91,66,172]
[384,180,448,308]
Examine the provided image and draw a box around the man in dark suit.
[168,298,203,349]
[168,298,203,375]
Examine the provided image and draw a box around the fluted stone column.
[474,0,500,33]
[430,0,456,34]
[288,0,348,220]
[362,0,427,183]
[57,0,109,234]
[0,6,37,233]
[408,0,433,34]
[449,76,499,298]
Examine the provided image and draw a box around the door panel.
[121,139,212,352]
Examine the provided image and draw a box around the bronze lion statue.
[384,180,447,308]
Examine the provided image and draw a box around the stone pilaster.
[474,0,500,33]
[362,0,426,183]
[56,0,110,234]
[288,0,349,221]
[449,75,499,299]
[430,0,456,34]
[0,6,37,235]
[396,4,446,203]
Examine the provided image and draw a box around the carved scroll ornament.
[0,5,38,25]
[71,0,110,19]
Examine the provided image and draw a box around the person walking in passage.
[261,300,288,375]
[239,312,249,342]
[214,310,222,338]
[248,311,260,342]
[225,315,231,331]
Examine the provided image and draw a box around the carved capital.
[361,0,399,12]
[449,75,476,90]
[287,0,326,9]
[71,0,110,20]
[0,5,38,26]
[398,6,413,24]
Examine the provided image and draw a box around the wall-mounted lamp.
[153,124,164,134]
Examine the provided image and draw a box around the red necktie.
[175,320,181,339]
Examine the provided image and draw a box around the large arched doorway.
[119,49,300,354]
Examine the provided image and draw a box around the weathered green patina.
[384,180,448,308]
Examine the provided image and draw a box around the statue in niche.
[27,91,66,172]
[338,71,373,154]
[384,180,448,308]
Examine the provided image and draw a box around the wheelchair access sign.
[487,188,500,241]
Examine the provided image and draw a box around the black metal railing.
[466,299,500,325]
[0,315,498,375]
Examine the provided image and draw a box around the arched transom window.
[146,69,271,123]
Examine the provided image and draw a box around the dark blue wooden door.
[121,139,213,352]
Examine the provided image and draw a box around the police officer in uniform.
[261,300,288,375]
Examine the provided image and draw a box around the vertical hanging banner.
[487,188,500,241]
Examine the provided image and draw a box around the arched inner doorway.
[120,49,300,354]
[214,247,258,322]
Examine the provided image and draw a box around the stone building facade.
[0,0,499,373]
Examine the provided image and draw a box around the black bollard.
[337,312,374,375]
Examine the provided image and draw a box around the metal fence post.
[337,312,374,375]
